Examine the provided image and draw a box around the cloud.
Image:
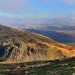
[0,0,30,13]
[68,10,75,20]
[0,0,38,17]
[62,0,75,5]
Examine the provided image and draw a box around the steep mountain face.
[0,25,74,63]
[26,29,75,43]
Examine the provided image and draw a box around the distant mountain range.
[26,29,75,43]
[1,16,75,30]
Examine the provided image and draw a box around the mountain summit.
[0,25,74,63]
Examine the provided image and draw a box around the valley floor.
[0,57,75,75]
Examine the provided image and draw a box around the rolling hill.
[27,29,75,44]
[0,25,74,63]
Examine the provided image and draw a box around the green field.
[64,43,75,46]
[0,57,75,75]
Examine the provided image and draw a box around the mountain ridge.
[0,25,74,63]
[26,29,75,43]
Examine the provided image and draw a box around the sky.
[0,0,75,18]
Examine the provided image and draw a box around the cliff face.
[0,25,73,63]
[1,39,47,62]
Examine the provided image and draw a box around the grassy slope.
[0,25,74,63]
[0,57,75,75]
[29,58,75,75]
